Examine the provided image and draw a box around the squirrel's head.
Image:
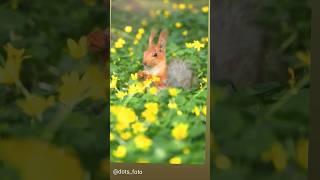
[143,30,168,68]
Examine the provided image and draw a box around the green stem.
[42,104,74,140]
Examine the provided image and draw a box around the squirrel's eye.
[152,52,158,57]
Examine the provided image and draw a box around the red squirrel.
[138,30,193,89]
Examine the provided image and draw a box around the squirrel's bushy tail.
[167,60,194,89]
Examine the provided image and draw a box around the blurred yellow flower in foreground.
[134,135,153,151]
[0,139,84,180]
[81,66,107,100]
[111,105,137,125]
[67,36,88,59]
[128,82,145,95]
[215,154,232,170]
[124,26,132,33]
[142,102,159,123]
[168,88,178,96]
[113,145,127,159]
[262,142,288,172]
[192,106,201,116]
[131,73,138,81]
[202,106,207,116]
[178,3,186,10]
[164,10,171,18]
[148,87,158,95]
[58,71,85,105]
[296,138,308,170]
[132,122,147,134]
[138,28,145,34]
[116,91,127,100]
[0,43,29,84]
[171,123,189,140]
[182,30,188,36]
[120,131,132,141]
[17,94,54,119]
[115,38,126,49]
[168,101,178,109]
[186,40,205,51]
[175,22,182,28]
[169,156,182,164]
[110,133,115,141]
[202,6,209,13]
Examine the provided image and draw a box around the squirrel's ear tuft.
[158,30,168,51]
[149,30,157,47]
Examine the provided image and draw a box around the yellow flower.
[83,0,96,6]
[138,28,145,34]
[0,43,28,84]
[296,138,308,170]
[202,106,207,115]
[58,71,86,105]
[142,110,157,123]
[111,48,116,54]
[17,94,54,119]
[145,102,159,114]
[134,135,152,151]
[178,3,186,10]
[168,101,178,109]
[132,122,147,134]
[168,88,178,96]
[67,36,88,59]
[192,106,201,116]
[163,0,169,4]
[164,10,171,18]
[115,122,129,132]
[135,33,142,40]
[130,73,138,80]
[81,66,107,100]
[114,38,126,49]
[131,73,138,81]
[169,156,182,164]
[110,133,115,141]
[120,131,132,141]
[110,74,118,89]
[201,37,209,43]
[113,145,127,159]
[185,42,193,48]
[171,123,189,140]
[185,40,205,51]
[215,154,232,170]
[182,30,188,36]
[141,103,158,123]
[111,106,137,125]
[148,87,158,95]
[192,40,205,51]
[262,142,288,172]
[124,26,132,33]
[202,5,209,13]
[116,91,127,100]
[177,110,183,116]
[0,139,85,180]
[128,82,145,95]
[175,22,182,28]
[133,40,139,45]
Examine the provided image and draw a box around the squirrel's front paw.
[138,71,145,79]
